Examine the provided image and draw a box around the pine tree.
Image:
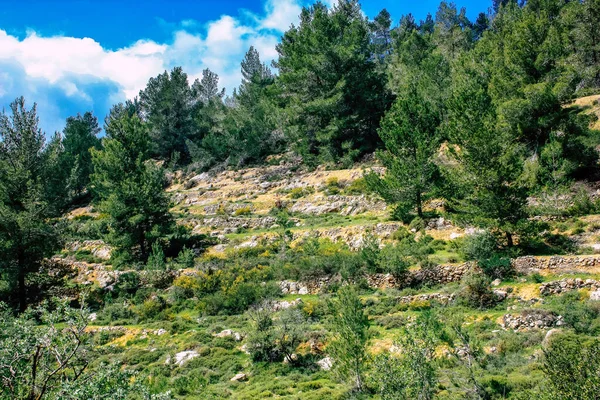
[139,67,194,163]
[275,0,391,165]
[91,109,173,264]
[366,86,441,220]
[327,285,370,392]
[58,112,101,205]
[0,97,59,311]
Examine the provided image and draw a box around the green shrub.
[234,206,252,216]
[289,187,314,199]
[461,231,498,261]
[479,255,514,280]
[409,216,426,232]
[344,178,368,195]
[457,272,498,309]
[324,177,340,195]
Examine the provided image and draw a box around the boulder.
[170,350,199,366]
[230,373,248,382]
[317,357,333,371]
[590,290,600,301]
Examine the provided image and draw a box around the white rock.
[317,357,333,371]
[590,290,600,301]
[88,312,97,322]
[154,328,167,336]
[171,350,199,366]
[493,290,507,301]
[491,279,502,287]
[298,287,309,295]
[449,232,463,240]
[231,373,248,382]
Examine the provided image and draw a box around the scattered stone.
[88,312,97,322]
[154,329,167,336]
[502,310,559,331]
[491,279,502,287]
[493,290,508,301]
[170,350,199,366]
[215,329,242,341]
[317,357,333,371]
[590,290,600,301]
[230,373,248,382]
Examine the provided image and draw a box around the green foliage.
[461,231,498,261]
[458,272,498,309]
[0,97,60,311]
[327,285,370,391]
[91,111,174,264]
[543,333,600,400]
[138,67,196,163]
[371,311,440,399]
[275,0,392,164]
[0,300,165,399]
[367,63,443,218]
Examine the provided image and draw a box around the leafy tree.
[0,97,60,311]
[91,110,173,264]
[543,334,600,400]
[0,300,170,400]
[139,67,194,163]
[371,311,440,400]
[327,285,370,392]
[275,0,391,165]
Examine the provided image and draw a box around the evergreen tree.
[433,1,474,60]
[91,109,173,264]
[369,9,393,67]
[0,97,59,311]
[275,0,392,165]
[366,85,441,220]
[139,67,194,163]
[201,47,282,167]
[57,112,101,206]
[445,55,528,247]
[327,285,370,392]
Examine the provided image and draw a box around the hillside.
[42,159,600,399]
[2,0,600,398]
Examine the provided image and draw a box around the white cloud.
[261,0,302,31]
[0,0,308,119]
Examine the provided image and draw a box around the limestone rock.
[317,357,333,371]
[170,350,199,366]
[231,373,248,382]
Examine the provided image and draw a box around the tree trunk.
[416,191,423,218]
[506,231,514,248]
[18,263,26,313]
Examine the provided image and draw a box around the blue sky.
[0,0,490,134]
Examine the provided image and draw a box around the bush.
[233,206,252,216]
[479,255,514,280]
[461,231,498,261]
[113,272,141,297]
[289,187,314,199]
[324,177,340,195]
[409,216,426,232]
[543,333,600,399]
[344,178,368,195]
[458,272,498,309]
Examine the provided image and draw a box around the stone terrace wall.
[513,255,600,273]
